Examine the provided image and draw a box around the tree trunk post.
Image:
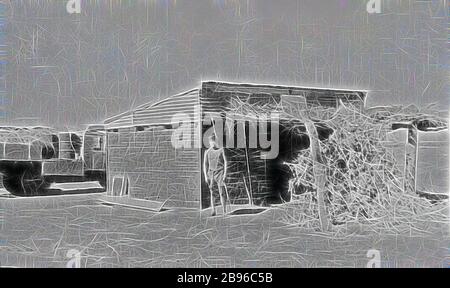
[404,125,418,194]
[304,120,329,231]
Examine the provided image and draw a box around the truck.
[0,125,106,196]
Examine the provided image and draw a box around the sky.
[2,0,448,129]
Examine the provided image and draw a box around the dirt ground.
[0,193,448,268]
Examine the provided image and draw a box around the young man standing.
[203,135,228,216]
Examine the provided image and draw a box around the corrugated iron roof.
[104,88,200,129]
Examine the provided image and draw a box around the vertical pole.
[105,131,111,196]
[195,99,203,210]
[293,95,328,231]
[243,121,253,206]
[404,125,418,194]
[304,120,329,231]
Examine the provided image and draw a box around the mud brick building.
[104,81,367,208]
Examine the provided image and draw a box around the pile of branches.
[224,94,448,232]
[283,103,448,232]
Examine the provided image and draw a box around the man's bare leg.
[223,185,230,209]
[209,184,216,216]
[218,184,227,214]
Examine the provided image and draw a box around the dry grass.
[0,194,448,267]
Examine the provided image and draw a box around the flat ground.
[0,193,448,268]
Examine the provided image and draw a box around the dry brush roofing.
[365,104,448,131]
[0,126,58,145]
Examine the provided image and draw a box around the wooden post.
[243,121,254,206]
[391,122,419,194]
[28,143,31,160]
[304,120,329,231]
[404,125,418,194]
[287,95,329,231]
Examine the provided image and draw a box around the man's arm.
[203,149,209,182]
[222,149,227,181]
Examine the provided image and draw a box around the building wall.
[385,128,449,195]
[417,129,449,194]
[106,125,201,207]
[83,130,106,171]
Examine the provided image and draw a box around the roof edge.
[201,80,369,94]
[104,88,199,124]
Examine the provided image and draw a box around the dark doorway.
[200,118,334,209]
[267,121,334,204]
